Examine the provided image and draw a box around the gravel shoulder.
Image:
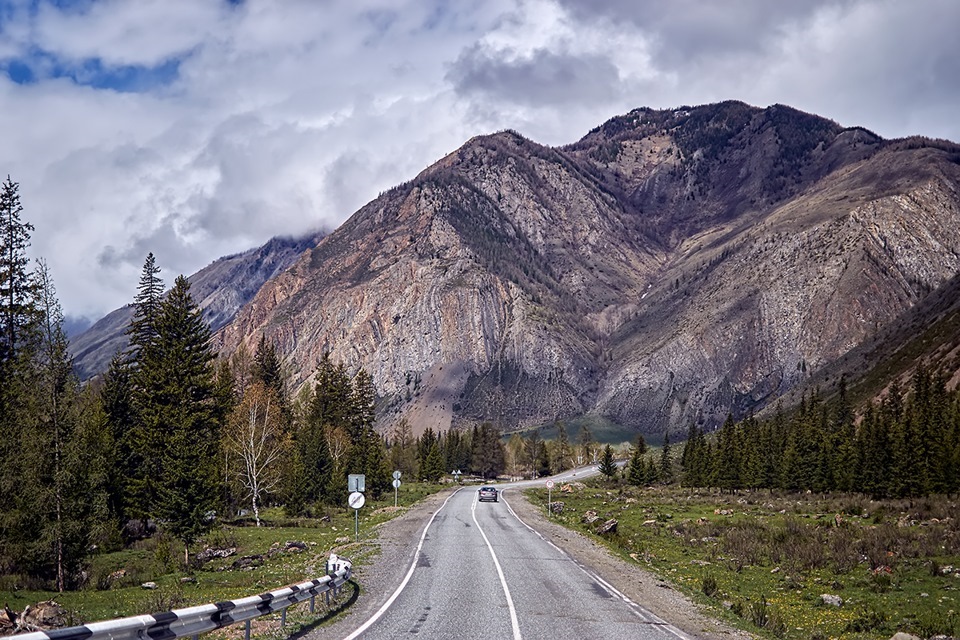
[308,487,752,639]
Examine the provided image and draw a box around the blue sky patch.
[2,50,182,93]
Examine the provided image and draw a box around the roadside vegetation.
[527,480,960,639]
[0,485,444,630]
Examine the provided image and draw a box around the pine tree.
[0,176,41,365]
[659,430,673,484]
[32,262,90,590]
[553,421,572,472]
[145,276,220,563]
[101,353,136,532]
[598,444,617,480]
[422,442,445,482]
[252,335,284,398]
[627,441,646,486]
[126,253,163,362]
[471,423,505,479]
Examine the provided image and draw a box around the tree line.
[679,370,960,497]
[0,178,402,590]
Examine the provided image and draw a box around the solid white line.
[472,494,523,640]
[340,489,460,640]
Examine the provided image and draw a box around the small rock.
[771,567,780,573]
[820,594,842,607]
[548,501,565,514]
[889,633,921,640]
[642,519,657,526]
[141,582,158,590]
[180,577,196,584]
[581,510,599,525]
[108,568,127,582]
[335,536,350,544]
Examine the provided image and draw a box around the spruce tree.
[598,444,617,480]
[659,430,673,483]
[627,441,646,486]
[144,275,220,563]
[0,176,41,365]
[126,253,163,362]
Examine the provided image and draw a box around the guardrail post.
[281,608,287,627]
[244,619,251,640]
[310,594,315,613]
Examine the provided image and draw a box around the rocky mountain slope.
[216,101,960,436]
[71,232,324,379]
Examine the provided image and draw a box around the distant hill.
[70,232,325,379]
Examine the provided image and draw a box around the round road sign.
[392,478,401,489]
[348,491,366,509]
[545,480,554,489]
[392,470,402,480]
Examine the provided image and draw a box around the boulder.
[231,555,264,571]
[596,519,618,535]
[581,510,599,524]
[548,501,565,514]
[141,582,158,590]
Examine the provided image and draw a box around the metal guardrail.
[5,554,352,640]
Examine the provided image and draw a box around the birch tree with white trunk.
[226,382,288,526]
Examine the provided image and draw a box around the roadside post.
[452,469,462,484]
[545,479,554,517]
[348,474,366,542]
[392,470,401,507]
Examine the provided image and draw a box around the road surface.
[339,469,690,640]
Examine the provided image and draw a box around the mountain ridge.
[216,101,960,436]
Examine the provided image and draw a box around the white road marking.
[472,493,524,640]
[341,489,460,640]
[500,489,692,639]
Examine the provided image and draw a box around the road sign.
[392,470,401,480]
[392,478,401,489]
[348,474,366,492]
[545,480,554,489]
[348,491,365,509]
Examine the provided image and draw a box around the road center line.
[341,489,460,640]
[472,494,523,640]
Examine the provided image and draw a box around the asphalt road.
[340,468,690,640]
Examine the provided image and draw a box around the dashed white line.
[500,488,692,639]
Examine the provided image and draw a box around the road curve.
[339,471,691,640]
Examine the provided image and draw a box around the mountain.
[70,232,325,379]
[213,101,960,437]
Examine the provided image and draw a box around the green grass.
[0,483,447,628]
[526,479,960,639]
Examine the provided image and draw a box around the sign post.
[452,469,461,484]
[392,470,401,507]
[545,479,554,517]
[348,474,366,542]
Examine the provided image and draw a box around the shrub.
[701,575,718,598]
[845,605,887,633]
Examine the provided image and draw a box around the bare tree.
[225,382,288,526]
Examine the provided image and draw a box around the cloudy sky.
[1,0,958,325]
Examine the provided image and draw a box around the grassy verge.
[0,482,446,631]
[525,479,960,639]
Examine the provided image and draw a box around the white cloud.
[0,0,957,322]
